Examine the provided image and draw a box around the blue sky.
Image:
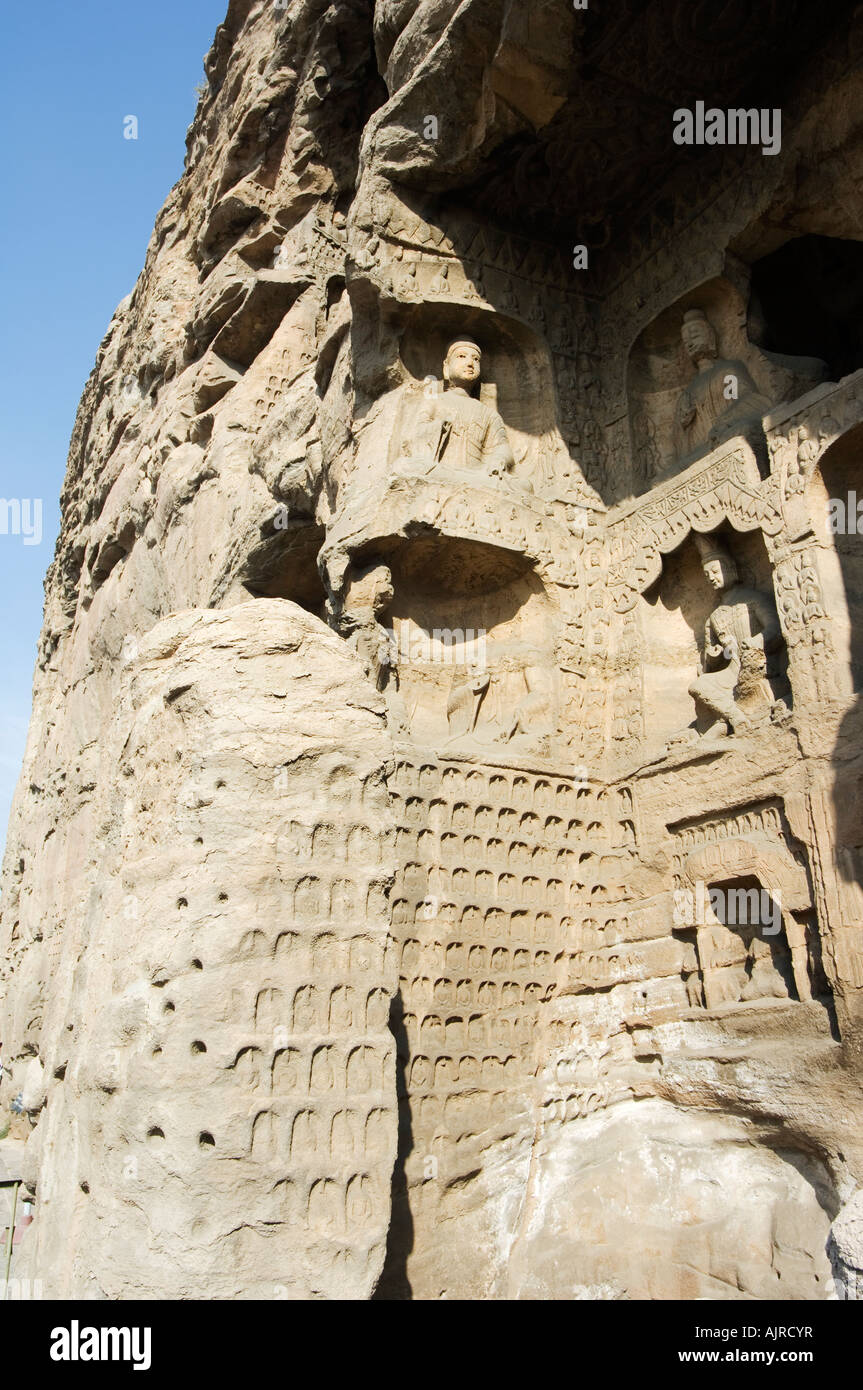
[0,1,227,853]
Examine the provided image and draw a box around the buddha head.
[681,309,718,367]
[695,534,739,591]
[443,338,482,393]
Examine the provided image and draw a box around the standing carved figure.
[340,563,408,733]
[688,535,783,737]
[446,664,491,741]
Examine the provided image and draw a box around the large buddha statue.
[673,309,773,463]
[393,338,520,486]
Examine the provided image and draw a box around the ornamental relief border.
[605,444,783,612]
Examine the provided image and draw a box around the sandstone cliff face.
[9,601,397,1299]
[4,0,863,1299]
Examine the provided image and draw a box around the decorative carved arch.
[678,836,814,1005]
[607,445,782,612]
[680,837,810,912]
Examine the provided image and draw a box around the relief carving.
[340,562,408,734]
[9,0,863,1309]
[686,534,785,739]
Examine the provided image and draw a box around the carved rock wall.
[8,601,397,1298]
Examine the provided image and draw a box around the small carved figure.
[502,664,553,745]
[634,408,662,487]
[739,933,790,1002]
[688,535,784,738]
[353,236,381,273]
[341,563,408,733]
[400,259,418,295]
[500,279,519,314]
[685,969,705,1008]
[796,422,819,470]
[673,309,772,461]
[555,314,575,353]
[445,664,490,741]
[802,583,825,621]
[429,262,451,295]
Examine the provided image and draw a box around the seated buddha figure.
[673,309,773,464]
[393,338,521,488]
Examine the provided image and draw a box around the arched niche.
[678,839,830,1014]
[636,523,784,758]
[697,873,797,1005]
[626,276,823,498]
[395,303,577,496]
[806,422,863,697]
[357,531,559,752]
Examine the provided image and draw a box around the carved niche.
[626,276,825,496]
[635,524,789,758]
[349,304,594,511]
[368,535,560,756]
[801,420,863,698]
[670,801,830,1014]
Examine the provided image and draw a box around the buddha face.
[681,314,717,364]
[444,341,481,390]
[703,556,736,591]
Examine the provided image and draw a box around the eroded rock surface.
[7,602,396,1298]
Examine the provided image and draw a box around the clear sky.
[0,1,228,854]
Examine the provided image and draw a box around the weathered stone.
[5,601,397,1298]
